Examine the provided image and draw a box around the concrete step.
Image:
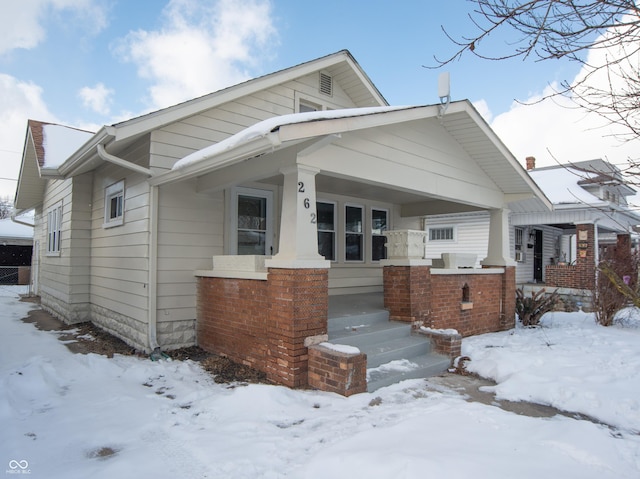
[366,354,452,392]
[328,309,389,334]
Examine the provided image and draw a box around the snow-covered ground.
[1,285,639,478]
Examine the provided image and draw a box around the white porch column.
[481,208,516,267]
[265,164,330,269]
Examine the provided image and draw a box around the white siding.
[424,213,489,267]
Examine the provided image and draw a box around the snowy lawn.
[1,286,639,478]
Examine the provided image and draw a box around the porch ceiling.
[259,173,486,215]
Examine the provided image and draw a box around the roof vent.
[319,73,333,96]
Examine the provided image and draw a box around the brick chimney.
[526,156,536,170]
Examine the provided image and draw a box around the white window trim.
[344,203,365,263]
[229,186,274,255]
[428,226,456,242]
[46,200,63,256]
[103,180,125,228]
[316,200,337,262]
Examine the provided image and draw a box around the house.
[425,156,640,306]
[0,217,33,285]
[14,50,550,394]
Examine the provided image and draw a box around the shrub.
[515,287,559,327]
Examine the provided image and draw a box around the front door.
[534,229,543,283]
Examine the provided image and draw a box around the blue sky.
[1,0,636,199]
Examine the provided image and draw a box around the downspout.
[148,184,161,357]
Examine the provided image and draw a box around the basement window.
[103,180,124,228]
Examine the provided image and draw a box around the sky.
[2,284,640,477]
[1,0,638,200]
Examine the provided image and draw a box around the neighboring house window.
[317,201,336,261]
[47,201,62,255]
[345,205,364,261]
[371,208,388,261]
[231,187,273,255]
[429,227,454,241]
[103,180,124,228]
[515,228,523,251]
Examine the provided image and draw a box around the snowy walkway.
[2,286,639,478]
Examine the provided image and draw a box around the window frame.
[46,200,63,256]
[316,200,336,262]
[103,180,125,228]
[428,226,455,242]
[371,207,389,262]
[344,203,365,262]
[229,186,274,256]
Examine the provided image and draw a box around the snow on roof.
[172,106,415,170]
[0,218,33,239]
[529,167,603,205]
[42,124,94,169]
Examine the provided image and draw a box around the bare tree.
[433,1,640,140]
[0,197,13,220]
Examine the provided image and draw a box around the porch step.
[328,294,451,392]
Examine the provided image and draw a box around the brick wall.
[384,265,514,338]
[429,272,505,336]
[196,268,328,389]
[307,344,367,396]
[383,265,431,322]
[546,224,596,290]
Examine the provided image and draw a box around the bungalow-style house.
[15,50,550,394]
[0,217,33,285]
[425,157,640,307]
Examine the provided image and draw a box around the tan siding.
[155,181,221,323]
[89,137,151,324]
[149,72,361,172]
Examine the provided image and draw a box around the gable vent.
[319,73,333,96]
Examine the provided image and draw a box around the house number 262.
[298,182,316,224]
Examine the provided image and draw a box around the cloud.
[0,74,58,199]
[114,0,278,110]
[0,0,109,55]
[78,83,114,115]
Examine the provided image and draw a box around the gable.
[149,59,381,172]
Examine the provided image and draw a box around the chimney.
[526,156,536,170]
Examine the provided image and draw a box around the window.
[345,205,364,261]
[429,227,454,241]
[371,208,388,261]
[104,180,124,228]
[317,201,336,261]
[231,187,273,255]
[47,201,62,255]
[515,227,523,251]
[299,100,321,113]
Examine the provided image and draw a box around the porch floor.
[327,293,450,391]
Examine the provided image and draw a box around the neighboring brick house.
[14,50,550,394]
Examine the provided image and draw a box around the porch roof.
[149,100,552,214]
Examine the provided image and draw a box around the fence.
[0,266,30,285]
